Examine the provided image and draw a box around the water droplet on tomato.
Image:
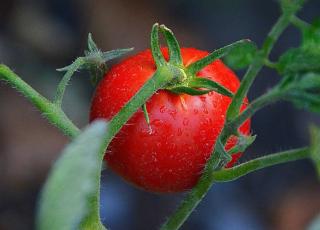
[177,128,182,136]
[204,118,213,125]
[169,109,177,119]
[200,130,207,136]
[203,108,208,114]
[169,143,177,152]
[151,119,162,127]
[200,96,206,102]
[183,118,189,126]
[160,106,166,113]
[193,109,199,114]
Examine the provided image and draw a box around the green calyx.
[57,33,133,86]
[151,23,253,98]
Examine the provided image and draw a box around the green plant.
[90,44,251,193]
[0,0,319,229]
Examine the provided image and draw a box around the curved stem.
[290,15,310,31]
[161,148,223,230]
[161,5,303,229]
[81,66,178,229]
[54,57,85,106]
[226,8,301,121]
[264,59,278,69]
[212,147,310,182]
[228,87,285,130]
[0,64,80,138]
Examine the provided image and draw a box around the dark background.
[1,0,320,229]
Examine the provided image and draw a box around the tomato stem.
[54,57,85,106]
[161,2,304,229]
[212,146,310,182]
[226,4,303,122]
[290,15,310,31]
[0,64,80,138]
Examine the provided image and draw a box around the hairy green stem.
[54,57,85,106]
[161,146,309,230]
[107,67,173,140]
[226,8,301,121]
[161,148,224,230]
[81,66,177,229]
[290,15,310,31]
[213,147,310,182]
[161,5,303,230]
[0,64,80,137]
[227,87,285,133]
[264,59,278,69]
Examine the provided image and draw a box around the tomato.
[90,47,250,193]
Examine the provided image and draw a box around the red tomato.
[90,48,250,193]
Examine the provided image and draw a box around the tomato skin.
[90,48,250,193]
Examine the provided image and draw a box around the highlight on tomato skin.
[90,47,251,193]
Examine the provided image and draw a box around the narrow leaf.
[100,48,134,63]
[169,86,212,95]
[37,120,108,230]
[151,23,166,67]
[87,33,99,53]
[187,39,252,75]
[160,24,183,66]
[188,77,234,98]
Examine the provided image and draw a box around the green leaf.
[277,19,320,75]
[288,91,320,113]
[284,73,320,113]
[224,42,258,70]
[298,72,320,90]
[151,23,166,67]
[36,120,108,230]
[99,48,134,63]
[169,86,212,95]
[302,19,320,51]
[277,48,320,75]
[159,24,182,66]
[188,77,234,98]
[310,125,320,179]
[187,39,252,75]
[87,33,100,54]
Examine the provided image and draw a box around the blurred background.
[1,0,320,229]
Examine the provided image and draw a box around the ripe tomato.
[90,48,250,193]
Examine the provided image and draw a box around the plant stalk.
[161,4,303,229]
[0,64,80,138]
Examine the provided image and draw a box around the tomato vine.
[0,0,320,229]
